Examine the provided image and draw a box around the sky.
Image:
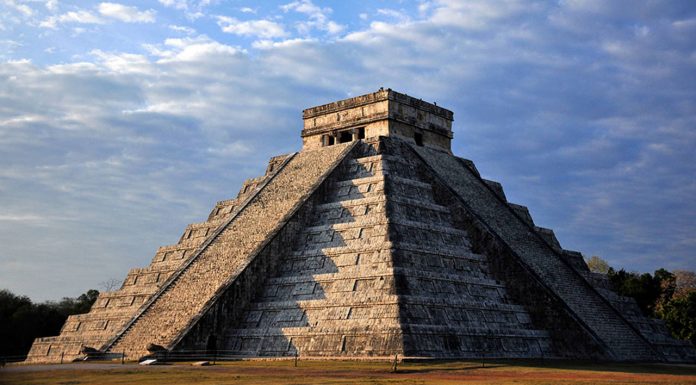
[0,0,695,302]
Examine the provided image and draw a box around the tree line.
[586,256,696,344]
[0,289,98,359]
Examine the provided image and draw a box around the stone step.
[315,194,447,216]
[248,294,400,309]
[207,197,240,221]
[328,173,432,195]
[152,244,197,264]
[224,324,549,340]
[289,241,392,258]
[244,294,529,315]
[264,267,502,289]
[277,251,490,279]
[332,174,384,187]
[323,177,385,202]
[401,324,551,340]
[393,266,502,287]
[285,241,487,266]
[301,220,388,234]
[222,326,403,357]
[394,242,483,260]
[293,227,388,252]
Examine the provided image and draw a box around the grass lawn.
[2,359,696,385]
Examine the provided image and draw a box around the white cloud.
[428,0,528,29]
[46,0,59,12]
[157,0,209,19]
[4,0,33,16]
[169,24,195,34]
[281,0,344,35]
[40,9,104,29]
[167,40,240,61]
[0,39,22,54]
[377,9,410,23]
[240,7,256,14]
[98,2,156,23]
[0,214,46,222]
[633,25,649,38]
[558,0,609,13]
[672,18,696,30]
[90,49,153,74]
[418,2,432,15]
[158,0,188,10]
[144,36,242,62]
[252,37,314,50]
[324,21,343,34]
[217,16,287,39]
[206,141,254,157]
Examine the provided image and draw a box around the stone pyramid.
[27,89,695,363]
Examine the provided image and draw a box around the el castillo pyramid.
[26,89,695,363]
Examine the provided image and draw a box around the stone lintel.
[302,89,453,120]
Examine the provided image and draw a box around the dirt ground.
[2,359,696,385]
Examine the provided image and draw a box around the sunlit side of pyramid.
[27,89,696,363]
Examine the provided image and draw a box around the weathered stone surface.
[105,142,354,359]
[24,153,296,363]
[408,142,678,361]
[26,89,695,363]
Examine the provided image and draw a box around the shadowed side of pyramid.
[405,139,696,362]
[374,139,554,359]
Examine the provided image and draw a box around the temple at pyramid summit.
[27,89,696,363]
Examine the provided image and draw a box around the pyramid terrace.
[26,90,696,364]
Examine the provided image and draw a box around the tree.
[0,288,99,359]
[607,268,663,316]
[674,270,696,297]
[99,278,122,292]
[586,256,610,274]
[659,291,696,345]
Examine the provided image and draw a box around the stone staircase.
[221,153,403,356]
[221,142,552,358]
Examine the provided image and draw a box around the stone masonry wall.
[25,155,293,363]
[410,141,659,361]
[106,142,355,359]
[379,139,554,358]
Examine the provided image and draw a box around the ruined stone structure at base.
[26,89,696,363]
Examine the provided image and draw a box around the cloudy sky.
[1,0,694,302]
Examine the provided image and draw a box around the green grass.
[2,359,696,385]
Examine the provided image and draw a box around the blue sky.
[1,0,695,301]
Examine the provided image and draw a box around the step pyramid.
[26,89,695,363]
